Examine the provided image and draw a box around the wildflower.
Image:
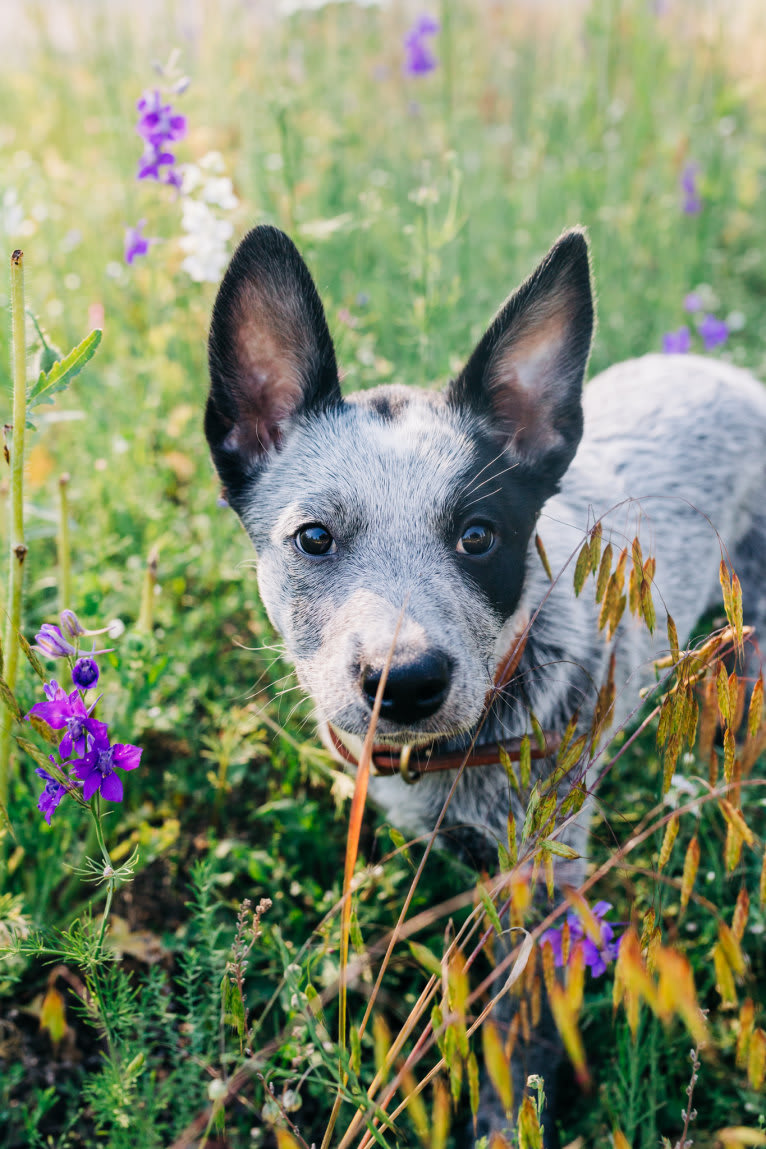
[35,765,68,825]
[34,624,78,658]
[72,657,99,690]
[69,728,142,802]
[662,326,691,354]
[683,292,702,313]
[698,313,729,351]
[26,684,108,759]
[60,610,85,639]
[540,900,622,978]
[680,162,701,215]
[179,199,234,283]
[135,89,186,185]
[124,220,153,265]
[404,14,439,76]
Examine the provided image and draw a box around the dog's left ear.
[448,229,594,489]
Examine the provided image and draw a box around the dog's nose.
[361,652,452,725]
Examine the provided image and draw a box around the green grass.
[0,1,765,1146]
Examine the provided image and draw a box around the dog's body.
[205,225,766,1143]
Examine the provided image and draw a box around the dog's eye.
[456,522,495,556]
[295,523,336,556]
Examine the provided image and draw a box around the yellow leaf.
[718,923,745,977]
[716,1128,766,1147]
[720,559,733,621]
[748,675,764,737]
[732,887,749,943]
[720,800,755,848]
[717,661,731,727]
[372,1013,390,1079]
[275,1132,302,1149]
[748,1027,766,1092]
[640,578,656,634]
[588,522,602,571]
[563,888,603,946]
[275,1133,302,1149]
[658,816,679,871]
[399,1066,429,1146]
[40,987,67,1046]
[517,1094,544,1149]
[655,947,708,1045]
[680,836,700,911]
[595,543,613,604]
[667,615,680,663]
[566,941,585,1015]
[614,1132,632,1149]
[736,998,755,1069]
[573,540,591,595]
[731,573,744,650]
[549,983,589,1087]
[482,1022,513,1114]
[467,1052,480,1128]
[713,941,738,1008]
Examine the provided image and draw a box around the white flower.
[179,199,233,282]
[199,150,226,173]
[178,163,202,196]
[1,188,24,234]
[201,176,238,211]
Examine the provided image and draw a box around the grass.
[0,1,765,1146]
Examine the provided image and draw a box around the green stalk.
[57,472,72,611]
[0,250,28,814]
[135,546,158,634]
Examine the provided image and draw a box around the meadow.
[0,1,765,1146]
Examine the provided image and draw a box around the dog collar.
[327,724,561,783]
[326,624,559,783]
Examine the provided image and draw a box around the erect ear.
[447,229,594,491]
[205,226,341,501]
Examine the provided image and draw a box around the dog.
[204,224,766,1145]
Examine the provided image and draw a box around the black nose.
[361,652,452,725]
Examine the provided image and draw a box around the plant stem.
[0,250,28,816]
[136,545,158,634]
[57,472,72,611]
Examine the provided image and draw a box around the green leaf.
[573,540,591,596]
[408,941,442,979]
[479,885,503,935]
[27,329,102,409]
[0,678,21,721]
[17,630,46,681]
[498,743,521,797]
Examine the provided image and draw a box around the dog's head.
[205,226,593,744]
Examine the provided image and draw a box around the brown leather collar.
[328,725,561,782]
[327,625,559,782]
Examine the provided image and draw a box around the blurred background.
[1,2,765,1146]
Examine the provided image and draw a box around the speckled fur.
[205,226,766,1146]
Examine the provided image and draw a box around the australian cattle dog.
[204,225,766,1144]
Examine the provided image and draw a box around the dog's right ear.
[205,226,341,500]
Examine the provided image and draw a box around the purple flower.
[680,162,702,215]
[136,90,187,149]
[72,658,99,691]
[662,326,691,354]
[540,900,623,978]
[69,728,142,803]
[135,89,186,186]
[34,624,78,659]
[683,292,702,313]
[698,313,729,351]
[26,685,108,759]
[404,14,439,76]
[60,610,85,639]
[124,220,153,265]
[35,766,67,825]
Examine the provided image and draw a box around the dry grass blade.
[321,607,407,1149]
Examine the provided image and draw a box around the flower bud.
[59,609,85,638]
[72,657,99,690]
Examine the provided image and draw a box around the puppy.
[204,225,766,1143]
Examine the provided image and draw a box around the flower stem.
[136,546,158,634]
[0,250,28,817]
[91,798,116,957]
[57,472,72,611]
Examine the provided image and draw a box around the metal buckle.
[398,744,419,785]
